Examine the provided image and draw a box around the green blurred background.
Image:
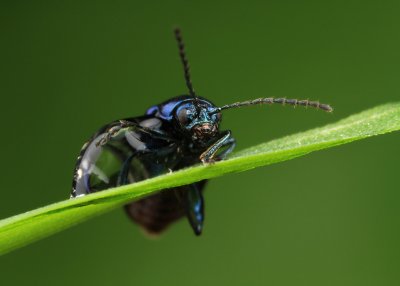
[1,1,399,285]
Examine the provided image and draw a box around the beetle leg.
[96,125,123,147]
[199,130,235,163]
[117,144,178,186]
[120,119,178,142]
[96,120,174,147]
[185,184,204,235]
[117,152,139,186]
[214,137,236,160]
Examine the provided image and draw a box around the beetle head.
[172,28,333,143]
[174,100,221,142]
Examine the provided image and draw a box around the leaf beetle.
[71,29,332,236]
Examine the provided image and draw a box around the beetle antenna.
[211,98,333,113]
[174,28,200,107]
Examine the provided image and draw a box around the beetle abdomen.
[124,188,185,234]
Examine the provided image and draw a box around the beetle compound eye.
[177,107,193,125]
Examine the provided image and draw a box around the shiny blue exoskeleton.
[72,94,234,235]
[71,29,333,236]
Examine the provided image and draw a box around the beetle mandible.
[71,29,333,236]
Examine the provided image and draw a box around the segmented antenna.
[211,98,333,113]
[174,28,199,105]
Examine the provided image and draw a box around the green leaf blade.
[1,102,399,255]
